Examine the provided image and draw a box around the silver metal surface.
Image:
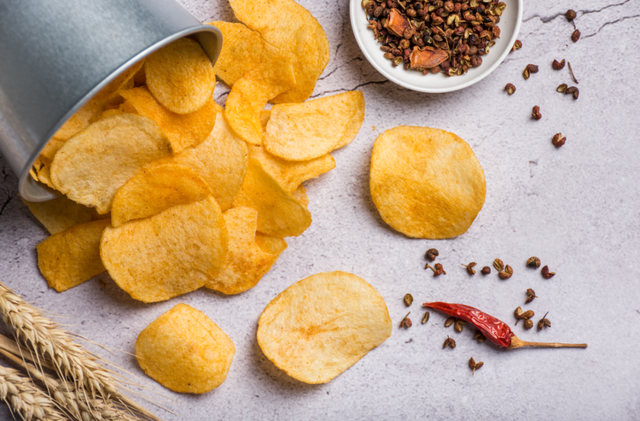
[0,0,222,201]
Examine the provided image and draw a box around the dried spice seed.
[527,256,541,269]
[400,312,412,328]
[462,262,477,275]
[514,306,524,325]
[504,83,516,95]
[552,59,566,70]
[532,105,542,120]
[404,293,414,306]
[557,84,568,93]
[541,265,556,279]
[493,259,504,272]
[566,9,577,21]
[552,133,566,148]
[425,248,439,261]
[523,319,534,330]
[537,312,551,330]
[481,266,491,275]
[498,265,513,280]
[454,320,466,332]
[522,310,535,320]
[445,317,456,328]
[526,64,539,74]
[443,335,456,349]
[571,29,581,42]
[474,331,486,343]
[422,311,430,324]
[434,263,446,276]
[511,40,522,52]
[523,67,530,80]
[525,288,538,304]
[572,88,579,100]
[469,357,483,375]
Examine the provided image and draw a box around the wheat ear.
[0,364,67,421]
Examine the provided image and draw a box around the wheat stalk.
[0,364,67,421]
[0,282,161,420]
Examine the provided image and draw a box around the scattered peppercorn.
[443,335,456,349]
[523,67,530,80]
[532,105,542,120]
[474,330,486,343]
[493,259,504,271]
[422,311,430,324]
[511,39,522,52]
[565,86,579,100]
[571,29,581,42]
[537,312,551,330]
[514,306,524,325]
[481,266,491,275]
[541,265,556,279]
[557,83,568,93]
[504,83,516,95]
[552,133,566,148]
[434,263,446,276]
[400,312,412,328]
[454,320,465,332]
[469,357,484,375]
[525,288,537,304]
[462,262,477,275]
[552,59,566,70]
[499,265,513,280]
[425,248,439,261]
[445,317,456,328]
[566,9,577,21]
[523,319,534,330]
[404,293,414,306]
[526,64,539,74]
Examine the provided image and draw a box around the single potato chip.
[263,91,365,161]
[120,86,217,153]
[206,207,285,295]
[291,184,309,208]
[21,195,93,235]
[257,271,392,384]
[224,60,297,145]
[37,219,110,292]
[229,0,330,103]
[370,126,486,239]
[111,163,212,227]
[254,233,287,256]
[50,113,172,214]
[172,113,248,211]
[136,304,235,394]
[232,158,311,237]
[100,196,227,303]
[249,145,335,192]
[145,38,215,114]
[30,156,56,190]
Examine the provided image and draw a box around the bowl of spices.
[350,0,523,93]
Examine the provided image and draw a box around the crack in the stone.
[310,80,390,98]
[0,196,12,217]
[583,14,640,39]
[318,66,339,81]
[522,0,632,25]
[581,0,631,16]
[522,12,565,24]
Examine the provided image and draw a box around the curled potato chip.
[120,86,217,153]
[257,271,392,384]
[50,114,172,214]
[30,156,55,190]
[263,91,365,161]
[37,219,110,292]
[232,158,311,237]
[111,163,212,227]
[224,60,297,145]
[249,145,335,192]
[172,113,248,211]
[145,38,215,114]
[229,0,329,103]
[100,196,227,303]
[136,304,235,394]
[370,126,486,239]
[21,195,93,235]
[206,207,286,295]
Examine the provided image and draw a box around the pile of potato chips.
[27,0,365,304]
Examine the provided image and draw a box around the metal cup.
[0,0,222,201]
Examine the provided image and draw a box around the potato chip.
[171,113,248,211]
[206,207,285,295]
[249,145,335,192]
[30,156,55,190]
[370,126,486,239]
[229,0,330,103]
[101,197,227,303]
[120,86,217,153]
[40,138,65,161]
[53,60,144,140]
[254,233,287,256]
[232,158,311,237]
[257,271,392,384]
[263,91,365,161]
[111,163,212,227]
[224,60,296,145]
[145,38,215,114]
[50,113,172,214]
[136,304,235,394]
[21,195,93,235]
[37,219,110,292]
[291,184,309,208]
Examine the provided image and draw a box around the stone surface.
[0,0,639,419]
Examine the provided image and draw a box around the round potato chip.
[50,113,172,214]
[257,271,392,384]
[136,304,235,394]
[21,195,93,235]
[100,196,227,303]
[110,162,212,227]
[145,38,215,114]
[370,126,486,239]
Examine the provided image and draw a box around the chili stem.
[509,335,587,350]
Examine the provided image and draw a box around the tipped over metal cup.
[0,0,222,201]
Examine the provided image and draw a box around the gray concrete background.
[0,0,639,419]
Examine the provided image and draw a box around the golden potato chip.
[111,163,212,227]
[100,196,227,303]
[291,184,309,208]
[370,126,486,239]
[21,195,93,235]
[206,207,285,295]
[30,156,55,190]
[145,38,215,114]
[263,91,365,161]
[171,113,248,211]
[40,138,65,161]
[136,304,235,394]
[54,60,144,140]
[257,271,392,384]
[249,145,335,192]
[229,0,330,103]
[50,113,172,214]
[224,60,297,145]
[120,86,217,153]
[37,219,110,292]
[254,233,287,256]
[232,158,311,237]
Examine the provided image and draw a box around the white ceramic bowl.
[350,0,523,93]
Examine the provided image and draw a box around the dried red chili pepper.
[423,301,588,350]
